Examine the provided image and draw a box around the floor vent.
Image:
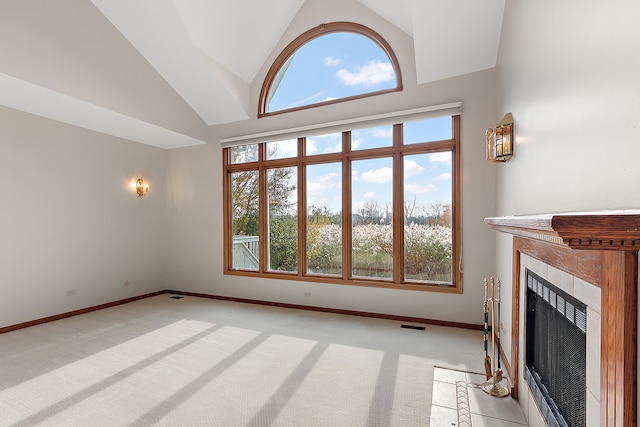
[169,296,184,299]
[401,324,426,331]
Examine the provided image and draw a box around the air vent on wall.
[401,324,426,331]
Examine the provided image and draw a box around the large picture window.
[223,115,461,292]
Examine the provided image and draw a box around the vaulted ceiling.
[0,0,505,148]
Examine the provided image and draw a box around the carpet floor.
[0,294,485,426]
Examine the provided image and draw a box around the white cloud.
[364,191,377,199]
[306,182,323,196]
[361,166,392,183]
[317,172,339,184]
[405,183,435,194]
[285,91,327,109]
[325,56,342,66]
[267,139,297,158]
[308,172,339,196]
[430,152,452,163]
[404,159,425,178]
[336,60,394,87]
[307,133,342,154]
[306,138,317,154]
[372,127,393,138]
[435,173,452,181]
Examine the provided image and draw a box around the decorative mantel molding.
[485,210,639,427]
[485,210,640,250]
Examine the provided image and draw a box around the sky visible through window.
[268,32,397,112]
[269,116,453,217]
[265,31,452,217]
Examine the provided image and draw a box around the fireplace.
[485,211,640,427]
[525,269,586,427]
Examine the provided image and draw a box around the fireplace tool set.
[482,277,510,397]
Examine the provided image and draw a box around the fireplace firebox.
[485,210,640,427]
[525,269,586,427]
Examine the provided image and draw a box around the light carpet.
[0,294,484,426]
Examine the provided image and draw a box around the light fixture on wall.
[486,113,514,162]
[136,178,149,197]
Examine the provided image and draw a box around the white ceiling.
[0,0,505,149]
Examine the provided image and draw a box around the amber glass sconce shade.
[136,178,149,197]
[486,113,514,162]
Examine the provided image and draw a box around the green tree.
[232,170,259,236]
[232,166,297,237]
[269,214,298,271]
[307,206,342,273]
[267,167,298,271]
[358,200,383,224]
[423,202,452,227]
[231,144,258,163]
[308,205,334,225]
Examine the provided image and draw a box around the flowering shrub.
[306,223,452,281]
[352,224,394,278]
[307,223,342,274]
[404,223,452,281]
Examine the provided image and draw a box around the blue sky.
[268,118,452,217]
[265,32,453,217]
[268,32,396,111]
[303,126,452,216]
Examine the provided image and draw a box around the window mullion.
[298,137,307,277]
[258,145,268,273]
[298,160,306,277]
[342,132,352,280]
[222,149,231,271]
[452,115,462,290]
[392,125,404,284]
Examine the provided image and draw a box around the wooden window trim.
[258,22,403,118]
[223,115,462,293]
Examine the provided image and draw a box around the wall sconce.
[486,113,514,162]
[136,178,149,197]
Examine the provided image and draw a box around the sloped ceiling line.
[0,0,504,149]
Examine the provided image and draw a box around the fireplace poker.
[496,279,501,371]
[490,278,496,372]
[481,277,509,397]
[483,278,492,380]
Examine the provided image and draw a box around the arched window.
[259,22,402,117]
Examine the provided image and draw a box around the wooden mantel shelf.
[485,209,639,427]
[485,210,640,250]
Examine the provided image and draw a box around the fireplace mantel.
[485,210,640,250]
[485,210,639,427]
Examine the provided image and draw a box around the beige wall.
[14,0,638,342]
[494,0,640,390]
[165,0,499,326]
[0,106,168,328]
[0,0,499,332]
[5,0,636,342]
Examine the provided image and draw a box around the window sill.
[224,269,462,293]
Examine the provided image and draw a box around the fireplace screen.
[525,269,586,427]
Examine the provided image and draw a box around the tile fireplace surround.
[485,211,640,427]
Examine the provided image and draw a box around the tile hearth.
[430,367,526,427]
